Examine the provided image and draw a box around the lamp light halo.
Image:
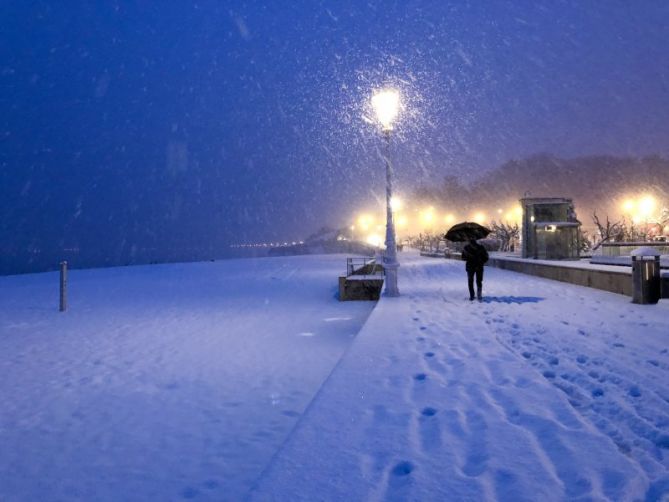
[371,88,400,131]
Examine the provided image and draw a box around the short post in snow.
[59,260,68,312]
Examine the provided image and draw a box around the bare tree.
[490,221,520,252]
[618,217,646,242]
[413,232,446,254]
[578,229,593,253]
[660,207,669,226]
[591,212,622,250]
[658,207,669,237]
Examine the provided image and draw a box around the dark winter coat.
[462,242,489,271]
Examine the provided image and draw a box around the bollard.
[59,261,67,312]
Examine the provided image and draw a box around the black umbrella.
[444,221,491,242]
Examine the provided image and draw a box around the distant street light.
[638,194,657,218]
[472,212,487,225]
[390,196,403,211]
[420,207,436,228]
[372,88,400,296]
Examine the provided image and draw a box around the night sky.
[2,1,669,271]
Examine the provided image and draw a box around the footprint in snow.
[391,461,414,477]
[414,373,427,381]
[424,352,435,358]
[419,409,442,453]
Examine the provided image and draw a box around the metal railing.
[346,257,382,277]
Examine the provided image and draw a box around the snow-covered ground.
[2,252,668,501]
[252,252,669,501]
[0,256,374,501]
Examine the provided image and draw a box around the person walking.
[462,239,489,301]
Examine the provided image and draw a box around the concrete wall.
[488,257,634,296]
[338,276,383,301]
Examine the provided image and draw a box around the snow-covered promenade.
[252,253,669,501]
[1,253,667,501]
[0,256,374,501]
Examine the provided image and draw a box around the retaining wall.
[488,257,643,298]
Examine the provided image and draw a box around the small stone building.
[521,197,581,260]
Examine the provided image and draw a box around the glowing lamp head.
[420,207,435,227]
[622,199,635,213]
[371,89,400,131]
[357,214,374,231]
[638,195,656,217]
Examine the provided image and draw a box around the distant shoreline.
[0,247,270,277]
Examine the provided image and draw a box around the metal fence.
[346,257,382,277]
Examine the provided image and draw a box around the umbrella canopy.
[444,221,491,242]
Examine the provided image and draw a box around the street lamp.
[372,88,400,296]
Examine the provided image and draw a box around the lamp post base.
[383,259,400,297]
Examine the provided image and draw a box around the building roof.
[520,197,573,205]
[532,221,581,227]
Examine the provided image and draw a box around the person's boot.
[477,288,483,302]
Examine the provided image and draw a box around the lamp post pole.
[371,87,401,296]
[382,129,400,296]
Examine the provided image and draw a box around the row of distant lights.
[353,199,523,231]
[230,241,305,249]
[350,199,524,248]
